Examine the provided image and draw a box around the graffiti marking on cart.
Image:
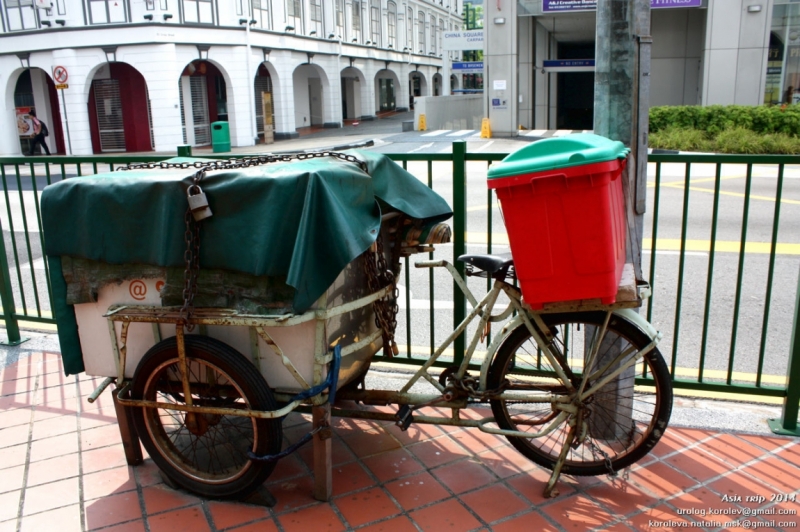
[130,280,147,300]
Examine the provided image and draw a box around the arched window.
[407,7,414,49]
[430,13,436,54]
[387,1,397,48]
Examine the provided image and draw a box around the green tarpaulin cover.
[41,151,452,375]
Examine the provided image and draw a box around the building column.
[484,0,518,137]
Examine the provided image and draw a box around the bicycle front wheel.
[488,311,672,476]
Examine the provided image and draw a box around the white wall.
[650,8,704,106]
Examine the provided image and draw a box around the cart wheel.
[487,311,672,476]
[131,335,282,500]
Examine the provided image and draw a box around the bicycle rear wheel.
[488,311,671,476]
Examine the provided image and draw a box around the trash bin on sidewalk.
[487,133,630,309]
[211,121,231,153]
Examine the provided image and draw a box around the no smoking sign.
[53,66,68,84]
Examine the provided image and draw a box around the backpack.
[41,121,49,137]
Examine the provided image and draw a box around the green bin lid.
[487,133,630,179]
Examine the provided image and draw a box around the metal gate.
[93,79,126,152]
[190,77,210,146]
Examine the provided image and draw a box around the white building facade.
[1,0,463,154]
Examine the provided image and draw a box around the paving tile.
[277,503,345,532]
[702,433,768,465]
[408,436,471,468]
[81,423,125,451]
[266,476,319,513]
[631,461,699,498]
[431,458,496,494]
[506,467,576,505]
[354,515,419,532]
[266,454,307,483]
[81,443,129,474]
[0,491,20,522]
[23,477,80,516]
[29,432,79,463]
[0,424,31,448]
[649,429,695,459]
[26,452,80,486]
[491,511,561,532]
[385,472,449,510]
[78,410,119,430]
[737,434,792,453]
[334,486,401,528]
[624,506,694,530]
[19,503,81,532]
[341,427,403,458]
[207,500,271,530]
[147,505,211,532]
[0,465,24,495]
[449,426,507,453]
[134,460,165,488]
[541,493,613,531]
[664,447,731,482]
[83,466,138,501]
[296,436,355,469]
[585,478,660,517]
[142,485,202,515]
[225,518,279,532]
[458,483,529,524]
[332,461,375,496]
[362,448,424,482]
[0,519,17,532]
[408,498,482,531]
[31,413,77,440]
[88,520,146,532]
[669,485,731,516]
[384,422,445,447]
[742,457,800,493]
[670,428,716,444]
[84,491,143,530]
[0,443,27,470]
[474,446,536,479]
[0,405,33,428]
[707,470,776,507]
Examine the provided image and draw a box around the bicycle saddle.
[457,254,513,274]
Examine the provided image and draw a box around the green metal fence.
[0,146,798,434]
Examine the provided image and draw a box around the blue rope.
[247,345,341,463]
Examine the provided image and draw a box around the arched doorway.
[88,62,152,153]
[450,74,460,93]
[340,66,365,122]
[254,63,276,143]
[409,71,427,99]
[292,64,328,130]
[432,73,442,96]
[179,60,229,146]
[375,69,399,113]
[14,69,65,155]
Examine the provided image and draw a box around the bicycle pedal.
[395,405,414,431]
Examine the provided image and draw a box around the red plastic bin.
[488,157,627,309]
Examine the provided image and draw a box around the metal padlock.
[187,185,212,221]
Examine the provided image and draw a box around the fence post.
[769,264,800,435]
[0,217,27,345]
[452,141,467,365]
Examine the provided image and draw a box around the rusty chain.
[119,152,370,330]
[364,234,400,357]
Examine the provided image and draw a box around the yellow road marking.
[464,232,800,254]
[657,183,800,205]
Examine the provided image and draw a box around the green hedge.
[649,105,800,137]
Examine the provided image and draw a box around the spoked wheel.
[131,335,282,499]
[488,311,672,476]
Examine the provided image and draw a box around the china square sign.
[543,0,701,11]
[443,30,484,51]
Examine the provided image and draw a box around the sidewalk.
[1,343,799,532]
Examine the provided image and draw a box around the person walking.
[27,109,50,156]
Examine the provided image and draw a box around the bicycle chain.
[118,152,370,330]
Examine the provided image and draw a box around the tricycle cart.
[41,144,672,503]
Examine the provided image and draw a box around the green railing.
[0,146,798,435]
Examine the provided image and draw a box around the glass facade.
[767,1,800,105]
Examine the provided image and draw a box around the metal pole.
[452,140,466,365]
[768,263,800,435]
[0,216,27,345]
[60,89,73,155]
